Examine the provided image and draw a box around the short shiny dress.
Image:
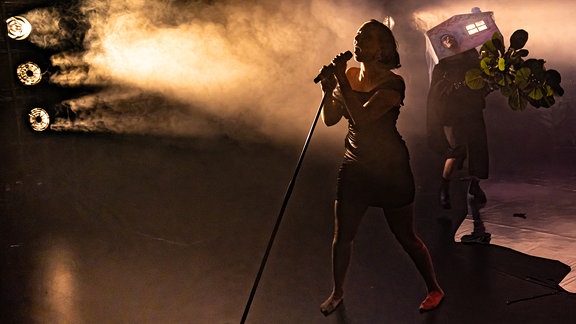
[335,75,415,208]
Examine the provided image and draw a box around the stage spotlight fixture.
[383,16,395,30]
[29,108,51,132]
[16,62,42,86]
[6,16,32,40]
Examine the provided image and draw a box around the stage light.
[383,16,395,30]
[6,16,32,40]
[29,108,51,131]
[16,62,43,86]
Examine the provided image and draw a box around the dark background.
[2,1,576,323]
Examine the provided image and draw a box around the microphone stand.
[241,91,329,323]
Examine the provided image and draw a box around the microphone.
[313,50,353,83]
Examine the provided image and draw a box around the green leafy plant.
[465,29,564,111]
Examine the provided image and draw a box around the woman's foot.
[320,293,343,316]
[419,290,445,312]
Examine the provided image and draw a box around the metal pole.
[240,92,329,323]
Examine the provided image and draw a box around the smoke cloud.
[22,0,574,146]
[22,0,386,143]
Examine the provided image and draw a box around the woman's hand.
[332,52,350,81]
[319,65,337,93]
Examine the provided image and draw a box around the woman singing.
[317,19,444,316]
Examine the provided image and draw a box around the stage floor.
[456,178,576,293]
[2,131,576,324]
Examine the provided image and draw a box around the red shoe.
[419,290,445,312]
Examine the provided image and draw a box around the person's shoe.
[419,290,445,312]
[461,232,491,244]
[320,293,343,316]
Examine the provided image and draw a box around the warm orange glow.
[91,22,251,94]
[31,238,79,323]
[23,7,71,49]
[26,0,380,142]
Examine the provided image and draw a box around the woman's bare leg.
[320,199,367,315]
[383,203,445,311]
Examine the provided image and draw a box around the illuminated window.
[466,20,488,35]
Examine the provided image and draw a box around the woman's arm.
[321,94,344,126]
[319,68,344,126]
[335,69,402,126]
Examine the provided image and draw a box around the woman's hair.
[365,19,401,69]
